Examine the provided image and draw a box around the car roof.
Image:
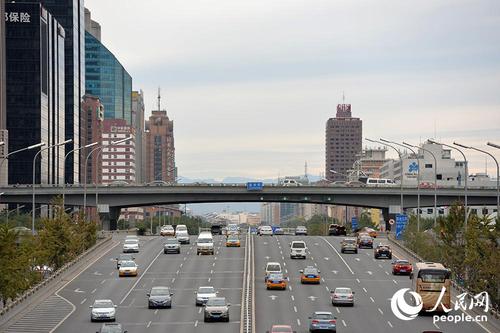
[314,311,333,315]
[267,262,281,265]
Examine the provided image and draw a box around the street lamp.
[62,141,99,207]
[0,142,45,184]
[5,204,25,224]
[366,138,404,213]
[32,139,72,235]
[404,141,438,228]
[83,137,132,215]
[381,138,421,232]
[455,142,499,222]
[429,139,469,230]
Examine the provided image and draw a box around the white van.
[197,231,214,255]
[290,240,307,259]
[282,179,300,186]
[264,262,282,281]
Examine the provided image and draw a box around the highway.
[3,232,498,333]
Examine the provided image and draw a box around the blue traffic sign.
[351,217,358,230]
[395,214,408,240]
[246,182,264,191]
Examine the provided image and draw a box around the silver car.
[330,287,355,306]
[195,286,217,306]
[204,297,230,322]
[90,299,117,322]
[163,238,180,254]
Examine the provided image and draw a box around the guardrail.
[387,234,499,319]
[0,235,112,318]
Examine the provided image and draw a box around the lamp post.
[32,139,71,235]
[404,142,438,227]
[62,142,98,207]
[5,204,25,224]
[381,138,421,232]
[456,142,499,223]
[429,139,468,230]
[0,142,45,184]
[366,138,404,213]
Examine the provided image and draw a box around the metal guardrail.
[0,235,112,318]
[387,234,499,319]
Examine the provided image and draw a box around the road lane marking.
[147,321,151,328]
[320,237,354,274]
[297,318,301,326]
[378,308,384,315]
[370,297,375,303]
[342,319,347,327]
[356,278,360,283]
[293,306,297,312]
[195,320,199,327]
[387,321,393,328]
[291,295,294,301]
[80,298,87,304]
[91,288,96,294]
[363,287,367,293]
[120,248,163,304]
[198,308,202,313]
[100,279,106,284]
[154,309,158,315]
[393,279,398,284]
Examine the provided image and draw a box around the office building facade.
[101,119,135,183]
[5,2,65,184]
[80,94,103,184]
[325,104,362,181]
[145,109,176,183]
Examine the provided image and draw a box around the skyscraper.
[325,103,362,181]
[5,2,66,184]
[80,94,103,184]
[16,0,85,185]
[132,90,145,184]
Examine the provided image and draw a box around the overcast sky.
[86,0,500,180]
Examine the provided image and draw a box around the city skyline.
[86,0,500,179]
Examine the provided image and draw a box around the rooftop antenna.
[304,161,308,180]
[157,87,161,111]
[342,91,345,104]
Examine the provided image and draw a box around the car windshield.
[335,288,351,294]
[272,327,292,332]
[198,287,215,293]
[228,236,238,241]
[268,273,283,280]
[361,236,371,240]
[396,260,410,265]
[101,324,123,333]
[418,270,450,283]
[120,261,135,268]
[313,312,334,319]
[176,226,187,231]
[124,239,138,244]
[344,239,356,244]
[118,254,133,260]
[292,242,305,248]
[304,267,318,275]
[163,226,173,230]
[151,287,170,296]
[267,264,281,271]
[198,238,212,243]
[206,298,226,306]
[94,300,114,308]
[165,239,178,244]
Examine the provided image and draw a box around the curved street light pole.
[0,142,44,185]
[32,139,71,235]
[382,139,421,232]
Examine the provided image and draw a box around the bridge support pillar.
[108,207,120,231]
[381,207,390,232]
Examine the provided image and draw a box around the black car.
[328,224,347,236]
[358,236,373,249]
[147,286,173,308]
[374,244,392,259]
[211,224,223,235]
[97,323,127,333]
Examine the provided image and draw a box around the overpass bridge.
[0,184,496,229]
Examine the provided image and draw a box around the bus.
[410,262,451,312]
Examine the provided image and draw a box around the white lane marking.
[387,321,393,328]
[321,237,355,274]
[289,285,293,291]
[147,321,152,328]
[80,298,87,304]
[120,248,163,304]
[342,319,347,327]
[195,320,199,327]
[393,279,398,284]
[367,271,372,275]
[208,277,211,282]
[293,306,297,312]
[370,297,375,303]
[91,288,97,294]
[363,287,368,293]
[198,308,202,313]
[335,307,340,313]
[154,309,158,315]
[176,270,180,275]
[283,262,286,267]
[355,258,360,261]
[291,295,294,301]
[325,286,330,292]
[297,318,301,326]
[100,279,106,284]
[378,264,383,268]
[109,271,114,276]
[356,278,360,283]
[385,271,390,275]
[378,308,384,315]
[212,262,216,266]
[171,278,176,283]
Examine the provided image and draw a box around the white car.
[282,179,300,186]
[122,239,139,253]
[264,262,282,282]
[176,230,190,244]
[259,226,273,236]
[295,226,308,236]
[90,299,117,322]
[195,286,218,306]
[290,240,307,259]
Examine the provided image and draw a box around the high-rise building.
[84,9,132,125]
[80,95,103,184]
[0,0,7,185]
[132,90,145,184]
[16,0,86,185]
[84,7,100,41]
[325,103,362,181]
[145,98,176,183]
[101,119,135,183]
[5,2,66,185]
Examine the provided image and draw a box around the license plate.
[400,269,406,272]
[307,275,315,278]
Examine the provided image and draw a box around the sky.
[86,0,500,180]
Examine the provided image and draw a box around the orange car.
[300,266,321,284]
[266,273,287,290]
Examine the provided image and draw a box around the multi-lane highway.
[2,232,498,333]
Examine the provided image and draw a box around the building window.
[425,164,433,168]
[427,208,433,214]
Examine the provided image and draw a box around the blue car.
[308,311,337,333]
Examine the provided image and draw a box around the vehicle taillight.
[348,295,353,299]
[329,320,336,324]
[312,320,320,324]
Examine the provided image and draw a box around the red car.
[392,259,412,275]
[267,325,296,333]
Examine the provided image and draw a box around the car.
[197,232,214,255]
[295,226,308,236]
[358,235,373,248]
[265,262,282,282]
[282,179,301,186]
[273,226,284,235]
[330,287,354,306]
[147,180,169,186]
[308,311,337,332]
[267,325,296,333]
[357,227,377,238]
[290,240,307,259]
[300,266,321,284]
[96,323,127,333]
[266,273,287,290]
[163,238,180,254]
[195,286,218,306]
[175,224,188,233]
[175,230,190,244]
[160,225,175,236]
[108,180,129,186]
[225,234,241,247]
[374,244,392,259]
[122,239,139,253]
[147,286,173,308]
[211,224,223,235]
[340,238,358,253]
[203,297,230,322]
[328,224,346,236]
[392,259,412,275]
[259,225,273,236]
[116,254,135,269]
[118,260,138,277]
[90,299,117,322]
[226,223,240,235]
[125,235,138,240]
